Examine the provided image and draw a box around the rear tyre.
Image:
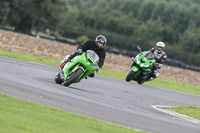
[55,72,63,84]
[137,80,145,85]
[62,69,84,86]
[126,70,135,82]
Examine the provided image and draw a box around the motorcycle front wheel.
[62,68,84,86]
[55,72,63,84]
[126,70,135,82]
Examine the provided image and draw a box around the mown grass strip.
[0,94,144,133]
[0,49,200,96]
[145,78,200,95]
[172,105,200,121]
[97,68,200,95]
[0,50,60,67]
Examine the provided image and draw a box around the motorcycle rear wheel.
[137,80,144,85]
[126,70,135,82]
[62,68,84,86]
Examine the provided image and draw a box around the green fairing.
[127,50,156,84]
[63,50,99,82]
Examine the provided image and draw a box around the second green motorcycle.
[126,46,157,84]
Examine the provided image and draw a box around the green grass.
[145,78,200,95]
[97,68,127,80]
[0,49,200,95]
[0,50,60,67]
[97,68,200,96]
[172,105,200,120]
[0,94,144,133]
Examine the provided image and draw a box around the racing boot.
[88,72,95,78]
[152,69,159,78]
[146,70,159,82]
[146,77,154,82]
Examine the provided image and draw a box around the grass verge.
[97,69,200,96]
[0,49,200,95]
[0,94,144,133]
[172,105,200,121]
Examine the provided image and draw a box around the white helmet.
[156,41,165,53]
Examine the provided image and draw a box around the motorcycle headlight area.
[140,64,149,67]
[136,55,140,64]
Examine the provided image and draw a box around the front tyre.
[62,69,84,86]
[55,72,63,84]
[126,70,135,82]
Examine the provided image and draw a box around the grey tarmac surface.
[0,56,200,133]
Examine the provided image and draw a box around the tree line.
[0,0,200,66]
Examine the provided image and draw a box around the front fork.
[131,65,141,79]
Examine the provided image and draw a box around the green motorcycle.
[126,46,156,84]
[55,50,99,86]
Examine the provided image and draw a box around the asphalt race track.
[0,56,200,133]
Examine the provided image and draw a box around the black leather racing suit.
[76,40,106,68]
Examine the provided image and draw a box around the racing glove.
[77,49,83,55]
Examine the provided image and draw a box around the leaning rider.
[147,41,167,81]
[60,35,107,78]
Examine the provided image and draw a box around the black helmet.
[95,35,107,49]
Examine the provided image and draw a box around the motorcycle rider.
[60,35,107,78]
[147,41,167,81]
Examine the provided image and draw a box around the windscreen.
[144,51,155,60]
[87,50,99,62]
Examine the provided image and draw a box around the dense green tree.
[138,0,156,22]
[179,24,200,53]
[0,1,10,26]
[0,0,67,32]
[0,0,21,28]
